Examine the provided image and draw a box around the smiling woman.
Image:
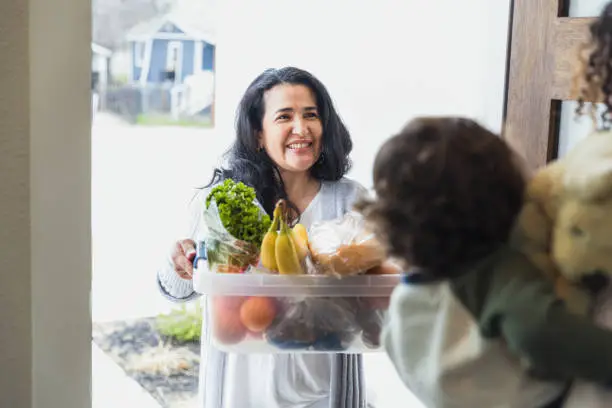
[214,67,354,220]
[260,84,323,172]
[258,83,324,213]
[157,66,369,408]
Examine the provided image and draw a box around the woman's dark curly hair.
[357,117,526,277]
[205,67,353,221]
[574,1,612,129]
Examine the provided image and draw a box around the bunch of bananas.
[260,200,309,274]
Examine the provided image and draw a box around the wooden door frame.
[502,0,596,170]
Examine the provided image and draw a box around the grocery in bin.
[195,178,400,353]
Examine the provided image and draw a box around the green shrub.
[155,300,203,343]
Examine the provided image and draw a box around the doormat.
[92,317,200,408]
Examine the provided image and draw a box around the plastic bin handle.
[193,240,207,268]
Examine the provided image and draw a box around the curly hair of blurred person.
[356,117,526,277]
[573,1,612,129]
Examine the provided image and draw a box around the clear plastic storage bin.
[194,271,400,354]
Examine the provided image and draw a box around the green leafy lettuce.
[205,179,271,248]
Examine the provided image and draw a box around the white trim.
[139,39,153,85]
[125,18,167,42]
[91,42,112,57]
[193,40,203,74]
[130,32,216,45]
[128,42,134,83]
[126,16,216,45]
[134,41,145,68]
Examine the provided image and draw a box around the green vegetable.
[206,179,271,248]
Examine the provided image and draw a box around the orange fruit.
[213,310,247,345]
[212,296,247,345]
[239,297,277,333]
[213,295,245,311]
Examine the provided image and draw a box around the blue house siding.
[147,39,168,83]
[128,37,214,84]
[203,44,214,70]
[132,42,143,82]
[146,38,199,83]
[182,41,195,81]
[144,39,216,84]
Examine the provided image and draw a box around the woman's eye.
[305,112,319,119]
[569,225,584,237]
[276,114,290,121]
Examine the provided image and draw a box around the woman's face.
[259,84,323,174]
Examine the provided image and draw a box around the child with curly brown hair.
[356,117,612,408]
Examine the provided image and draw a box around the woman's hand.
[172,239,197,279]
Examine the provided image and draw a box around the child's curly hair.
[574,2,612,129]
[357,117,526,276]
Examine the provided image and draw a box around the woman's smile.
[286,139,314,154]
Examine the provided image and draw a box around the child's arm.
[457,248,612,383]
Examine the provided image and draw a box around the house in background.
[125,10,215,86]
[101,5,217,124]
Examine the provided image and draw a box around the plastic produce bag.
[354,302,385,349]
[202,198,265,274]
[261,295,388,351]
[308,211,386,276]
[263,297,361,351]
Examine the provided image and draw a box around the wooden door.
[502,0,596,170]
